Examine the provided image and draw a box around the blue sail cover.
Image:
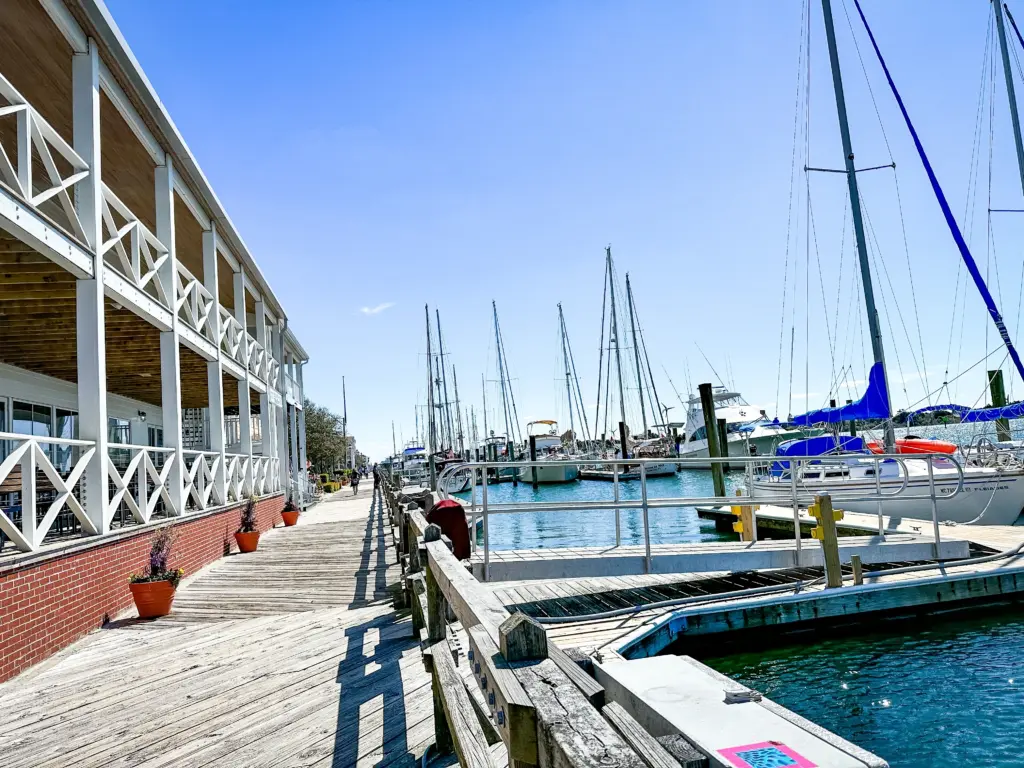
[962,403,1024,423]
[770,435,866,476]
[902,404,970,424]
[791,362,890,426]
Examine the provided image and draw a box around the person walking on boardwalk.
[351,469,361,495]
[372,463,380,491]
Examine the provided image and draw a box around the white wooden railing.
[266,356,280,388]
[106,444,176,527]
[219,308,246,366]
[175,262,215,341]
[0,433,96,551]
[99,182,171,307]
[225,452,251,502]
[247,333,267,381]
[182,449,222,510]
[0,72,91,244]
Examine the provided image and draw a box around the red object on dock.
[129,581,176,619]
[426,499,471,560]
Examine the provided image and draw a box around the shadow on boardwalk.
[0,487,433,768]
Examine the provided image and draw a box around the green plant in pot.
[129,528,184,619]
[281,498,300,527]
[234,495,261,552]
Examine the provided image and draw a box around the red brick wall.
[0,493,285,683]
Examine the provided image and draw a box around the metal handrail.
[437,453,967,582]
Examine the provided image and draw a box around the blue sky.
[107,0,1024,459]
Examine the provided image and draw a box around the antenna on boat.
[820,0,895,450]
[606,248,628,436]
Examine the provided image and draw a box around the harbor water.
[455,470,742,550]
[705,605,1024,767]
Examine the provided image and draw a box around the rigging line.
[633,293,666,435]
[663,365,688,411]
[775,0,810,421]
[694,343,727,388]
[831,195,849,372]
[853,0,1024,386]
[860,196,927,392]
[839,0,895,161]
[563,311,592,443]
[804,0,811,416]
[806,189,838,395]
[891,169,931,404]
[862,199,914,402]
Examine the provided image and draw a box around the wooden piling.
[717,418,729,473]
[698,383,725,498]
[988,369,1011,442]
[851,553,863,585]
[810,494,843,588]
[529,435,538,490]
[618,421,629,463]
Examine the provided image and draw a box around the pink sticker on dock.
[718,741,816,768]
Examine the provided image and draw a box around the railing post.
[928,458,941,557]
[137,448,148,520]
[613,462,621,547]
[73,37,108,535]
[21,440,37,549]
[640,463,651,573]
[790,458,801,564]
[234,269,253,498]
[482,462,490,582]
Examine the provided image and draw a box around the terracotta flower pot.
[129,580,176,619]
[234,530,260,552]
[281,510,300,527]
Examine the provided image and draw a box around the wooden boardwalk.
[0,487,437,768]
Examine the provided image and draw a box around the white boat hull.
[751,467,1024,526]
[679,434,785,469]
[642,462,677,477]
[518,464,580,484]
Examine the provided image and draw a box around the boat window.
[824,471,846,478]
[690,427,706,442]
[864,468,875,476]
[804,472,821,479]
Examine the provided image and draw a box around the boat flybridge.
[518,420,580,484]
[678,387,820,468]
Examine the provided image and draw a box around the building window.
[54,408,78,473]
[13,401,52,439]
[148,426,163,448]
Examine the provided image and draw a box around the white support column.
[156,155,185,515]
[289,397,301,507]
[234,269,253,496]
[73,38,106,534]
[276,323,290,493]
[255,297,272,464]
[297,362,308,501]
[204,223,227,505]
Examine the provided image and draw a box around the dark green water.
[705,606,1024,767]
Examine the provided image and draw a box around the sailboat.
[519,305,585,484]
[425,305,471,494]
[584,248,677,479]
[751,0,1024,526]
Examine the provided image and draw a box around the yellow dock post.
[730,488,758,543]
[809,493,844,588]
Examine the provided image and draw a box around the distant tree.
[303,398,347,472]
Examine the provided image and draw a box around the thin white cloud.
[360,302,395,316]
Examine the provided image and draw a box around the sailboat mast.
[435,309,455,451]
[425,305,436,456]
[493,301,515,458]
[452,366,464,455]
[558,303,577,451]
[481,373,488,440]
[625,274,648,436]
[820,0,895,450]
[594,255,609,440]
[994,1,1024,199]
[606,247,629,433]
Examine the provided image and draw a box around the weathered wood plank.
[603,701,685,768]
[433,640,497,768]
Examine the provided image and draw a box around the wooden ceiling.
[0,228,249,410]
